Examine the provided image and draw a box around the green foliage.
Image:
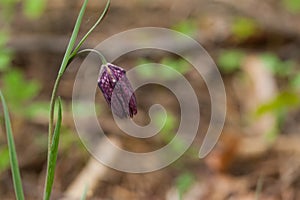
[255,91,300,140]
[172,20,198,37]
[25,102,50,120]
[0,49,12,71]
[161,57,190,74]
[1,69,49,120]
[175,172,195,200]
[217,50,245,73]
[0,31,9,47]
[44,98,62,200]
[60,126,84,151]
[136,57,191,80]
[0,0,18,6]
[256,91,300,116]
[0,0,19,19]
[23,0,46,19]
[260,53,294,77]
[282,0,300,13]
[231,17,258,40]
[135,59,155,79]
[153,110,176,139]
[290,72,300,89]
[0,91,25,200]
[2,70,40,104]
[0,31,12,72]
[153,111,187,152]
[2,69,41,117]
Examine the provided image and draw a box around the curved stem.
[45,1,110,199]
[78,48,108,64]
[45,1,89,199]
[48,76,62,142]
[48,0,89,153]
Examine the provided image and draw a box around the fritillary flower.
[97,63,137,118]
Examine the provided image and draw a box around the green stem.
[45,0,89,199]
[48,76,62,147]
[77,48,108,64]
[48,0,89,152]
[45,1,111,199]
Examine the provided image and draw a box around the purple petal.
[97,63,137,118]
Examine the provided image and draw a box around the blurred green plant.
[153,110,188,155]
[161,57,190,74]
[282,0,300,13]
[2,70,40,108]
[0,0,47,72]
[23,0,47,19]
[217,49,245,73]
[0,0,46,20]
[218,48,300,139]
[153,110,176,140]
[0,0,49,185]
[255,91,300,140]
[260,53,295,77]
[231,17,259,41]
[256,91,300,116]
[290,72,300,89]
[152,111,196,199]
[0,0,50,118]
[175,171,195,200]
[0,69,53,123]
[136,57,191,80]
[0,31,12,72]
[256,53,300,124]
[172,19,198,38]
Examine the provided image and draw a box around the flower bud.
[97,63,137,118]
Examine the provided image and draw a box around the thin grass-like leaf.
[255,175,264,200]
[58,0,90,76]
[46,1,90,198]
[0,90,25,200]
[48,0,90,153]
[69,0,110,60]
[44,97,62,200]
[80,184,89,200]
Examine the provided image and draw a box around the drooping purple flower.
[97,63,137,118]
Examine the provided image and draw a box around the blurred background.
[1,0,300,199]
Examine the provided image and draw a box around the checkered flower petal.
[97,63,137,118]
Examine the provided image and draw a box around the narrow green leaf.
[48,0,89,141]
[44,97,62,200]
[80,184,89,200]
[58,0,90,76]
[0,90,25,200]
[69,0,111,60]
[255,175,264,200]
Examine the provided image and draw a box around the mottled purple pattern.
[97,63,137,118]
